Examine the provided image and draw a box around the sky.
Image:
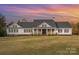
[0,4,79,23]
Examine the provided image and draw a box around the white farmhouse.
[7,19,72,35]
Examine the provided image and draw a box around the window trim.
[24,28,32,32]
[9,28,18,33]
[64,29,69,33]
[58,29,62,33]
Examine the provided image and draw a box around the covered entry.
[42,29,46,35]
[33,28,56,35]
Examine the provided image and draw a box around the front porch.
[32,28,56,35]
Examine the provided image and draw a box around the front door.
[42,29,46,35]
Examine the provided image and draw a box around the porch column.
[51,28,52,35]
[46,29,48,35]
[41,29,42,35]
[37,28,38,35]
[54,28,57,35]
[32,28,34,35]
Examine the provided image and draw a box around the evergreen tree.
[0,14,7,37]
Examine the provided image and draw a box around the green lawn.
[0,35,79,55]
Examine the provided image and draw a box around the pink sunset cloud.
[0,4,79,23]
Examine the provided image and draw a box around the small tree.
[0,14,7,37]
[72,23,78,35]
[77,22,79,34]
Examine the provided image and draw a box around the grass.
[0,35,79,55]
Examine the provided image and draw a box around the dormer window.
[13,25,17,28]
[42,24,47,27]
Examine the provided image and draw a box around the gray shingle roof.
[18,22,34,28]
[33,19,57,27]
[17,19,57,28]
[8,19,72,28]
[56,22,72,28]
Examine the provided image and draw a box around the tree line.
[0,14,79,37]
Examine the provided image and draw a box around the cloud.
[0,4,79,23]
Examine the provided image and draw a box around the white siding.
[53,28,58,34]
[7,23,33,35]
[57,28,72,35]
[7,28,33,35]
[7,22,72,35]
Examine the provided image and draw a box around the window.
[24,29,27,32]
[13,25,17,28]
[48,29,50,32]
[64,29,69,33]
[38,29,41,31]
[34,29,36,32]
[14,29,18,32]
[52,29,54,32]
[9,28,18,33]
[29,29,32,32]
[58,29,62,33]
[42,25,44,27]
[24,29,29,32]
[42,24,47,27]
[24,29,32,32]
[9,28,13,32]
[30,29,32,32]
[45,25,46,27]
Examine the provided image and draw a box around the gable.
[33,19,57,28]
[38,22,52,28]
[8,23,22,28]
